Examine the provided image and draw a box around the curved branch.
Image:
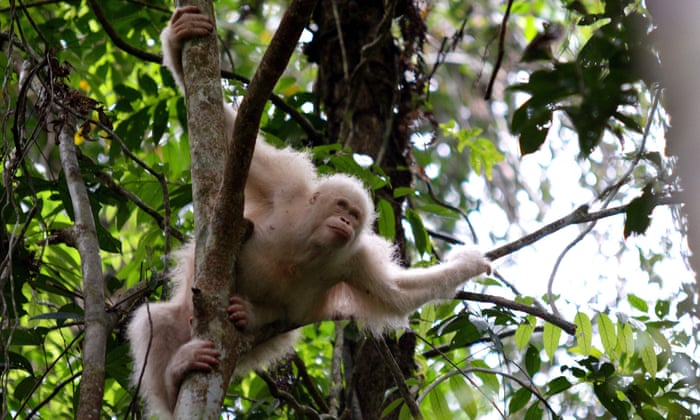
[86,0,163,62]
[484,194,682,261]
[454,291,576,335]
[257,370,322,419]
[545,87,663,316]
[421,326,545,359]
[484,0,514,100]
[372,336,423,420]
[418,367,556,417]
[61,107,183,246]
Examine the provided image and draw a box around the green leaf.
[151,100,169,145]
[428,386,449,419]
[405,208,431,255]
[471,360,500,392]
[381,398,403,418]
[637,330,657,376]
[376,199,396,241]
[449,376,477,419]
[618,321,634,355]
[525,345,541,377]
[514,316,536,351]
[598,312,619,360]
[594,380,630,420]
[511,99,553,155]
[1,351,34,374]
[542,322,561,361]
[545,376,572,396]
[524,402,544,420]
[646,327,671,354]
[14,376,40,401]
[627,293,649,312]
[574,312,593,356]
[654,299,670,319]
[508,387,531,414]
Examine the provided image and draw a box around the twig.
[292,354,330,412]
[484,0,514,100]
[418,368,556,417]
[328,321,344,416]
[421,178,478,244]
[330,0,349,81]
[546,87,662,316]
[371,336,423,420]
[87,0,163,62]
[257,370,322,419]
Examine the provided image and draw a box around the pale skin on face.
[127,7,491,419]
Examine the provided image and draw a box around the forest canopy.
[1,0,699,418]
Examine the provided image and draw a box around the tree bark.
[58,118,108,420]
[173,0,318,417]
[171,0,232,417]
[307,1,426,417]
[647,1,700,321]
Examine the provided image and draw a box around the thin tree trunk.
[58,118,108,420]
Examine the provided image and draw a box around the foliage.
[510,0,658,156]
[1,0,697,419]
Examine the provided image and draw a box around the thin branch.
[221,69,323,143]
[328,322,343,416]
[415,334,503,417]
[330,0,349,81]
[257,370,322,419]
[0,0,63,13]
[546,88,662,316]
[484,0,514,100]
[291,354,330,412]
[57,116,107,420]
[418,367,556,417]
[59,108,182,246]
[421,326,544,359]
[454,291,576,335]
[371,336,423,420]
[86,0,163,63]
[14,331,83,417]
[421,178,478,244]
[127,302,155,419]
[25,371,83,418]
[484,194,682,261]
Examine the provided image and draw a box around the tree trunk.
[647,0,700,323]
[307,1,427,417]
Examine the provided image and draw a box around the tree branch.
[57,115,107,420]
[484,194,682,261]
[484,0,514,100]
[455,291,576,335]
[371,336,423,420]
